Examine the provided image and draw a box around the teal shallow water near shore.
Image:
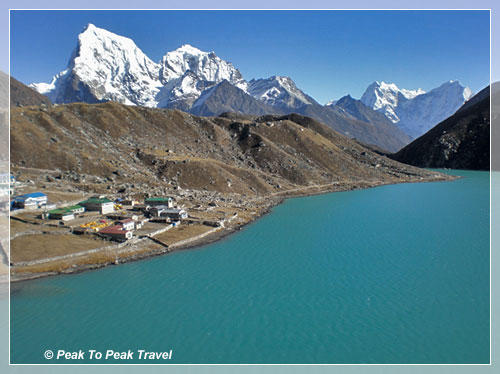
[10,170,490,364]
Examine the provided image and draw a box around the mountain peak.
[175,44,205,55]
[83,23,97,31]
[159,43,245,88]
[366,81,425,99]
[338,94,353,101]
[379,81,399,90]
[77,22,144,57]
[80,23,125,41]
[247,75,317,109]
[31,23,162,107]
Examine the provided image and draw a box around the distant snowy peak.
[30,70,68,95]
[160,44,247,89]
[248,76,318,109]
[360,81,426,122]
[361,80,473,139]
[435,80,473,101]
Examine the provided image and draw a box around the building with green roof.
[46,205,84,220]
[144,197,173,208]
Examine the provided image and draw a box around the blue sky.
[10,10,490,104]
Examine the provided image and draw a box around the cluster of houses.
[140,197,188,220]
[11,192,189,242]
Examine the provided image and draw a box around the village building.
[99,225,133,242]
[66,205,85,214]
[11,192,48,209]
[121,198,139,207]
[150,206,188,220]
[116,218,135,231]
[144,197,174,208]
[46,209,75,221]
[79,197,114,214]
[106,212,140,221]
[45,204,85,221]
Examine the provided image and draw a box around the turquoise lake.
[10,170,490,364]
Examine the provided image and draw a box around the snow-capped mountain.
[31,23,162,107]
[360,81,425,123]
[157,44,248,109]
[360,80,472,139]
[159,44,246,87]
[247,76,318,110]
[31,24,247,110]
[30,23,473,152]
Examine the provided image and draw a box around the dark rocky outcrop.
[392,85,490,171]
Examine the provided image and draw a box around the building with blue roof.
[11,192,48,209]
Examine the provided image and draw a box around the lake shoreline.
[9,174,456,283]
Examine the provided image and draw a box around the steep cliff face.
[392,85,490,171]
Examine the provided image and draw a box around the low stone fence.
[144,224,173,238]
[168,226,221,250]
[11,229,71,240]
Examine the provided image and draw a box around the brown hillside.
[11,102,446,197]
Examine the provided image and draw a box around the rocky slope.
[10,102,447,197]
[10,76,52,107]
[296,103,407,152]
[328,95,411,147]
[190,80,280,117]
[392,85,490,170]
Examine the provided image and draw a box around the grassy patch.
[11,234,108,263]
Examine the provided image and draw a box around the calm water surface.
[10,170,490,364]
